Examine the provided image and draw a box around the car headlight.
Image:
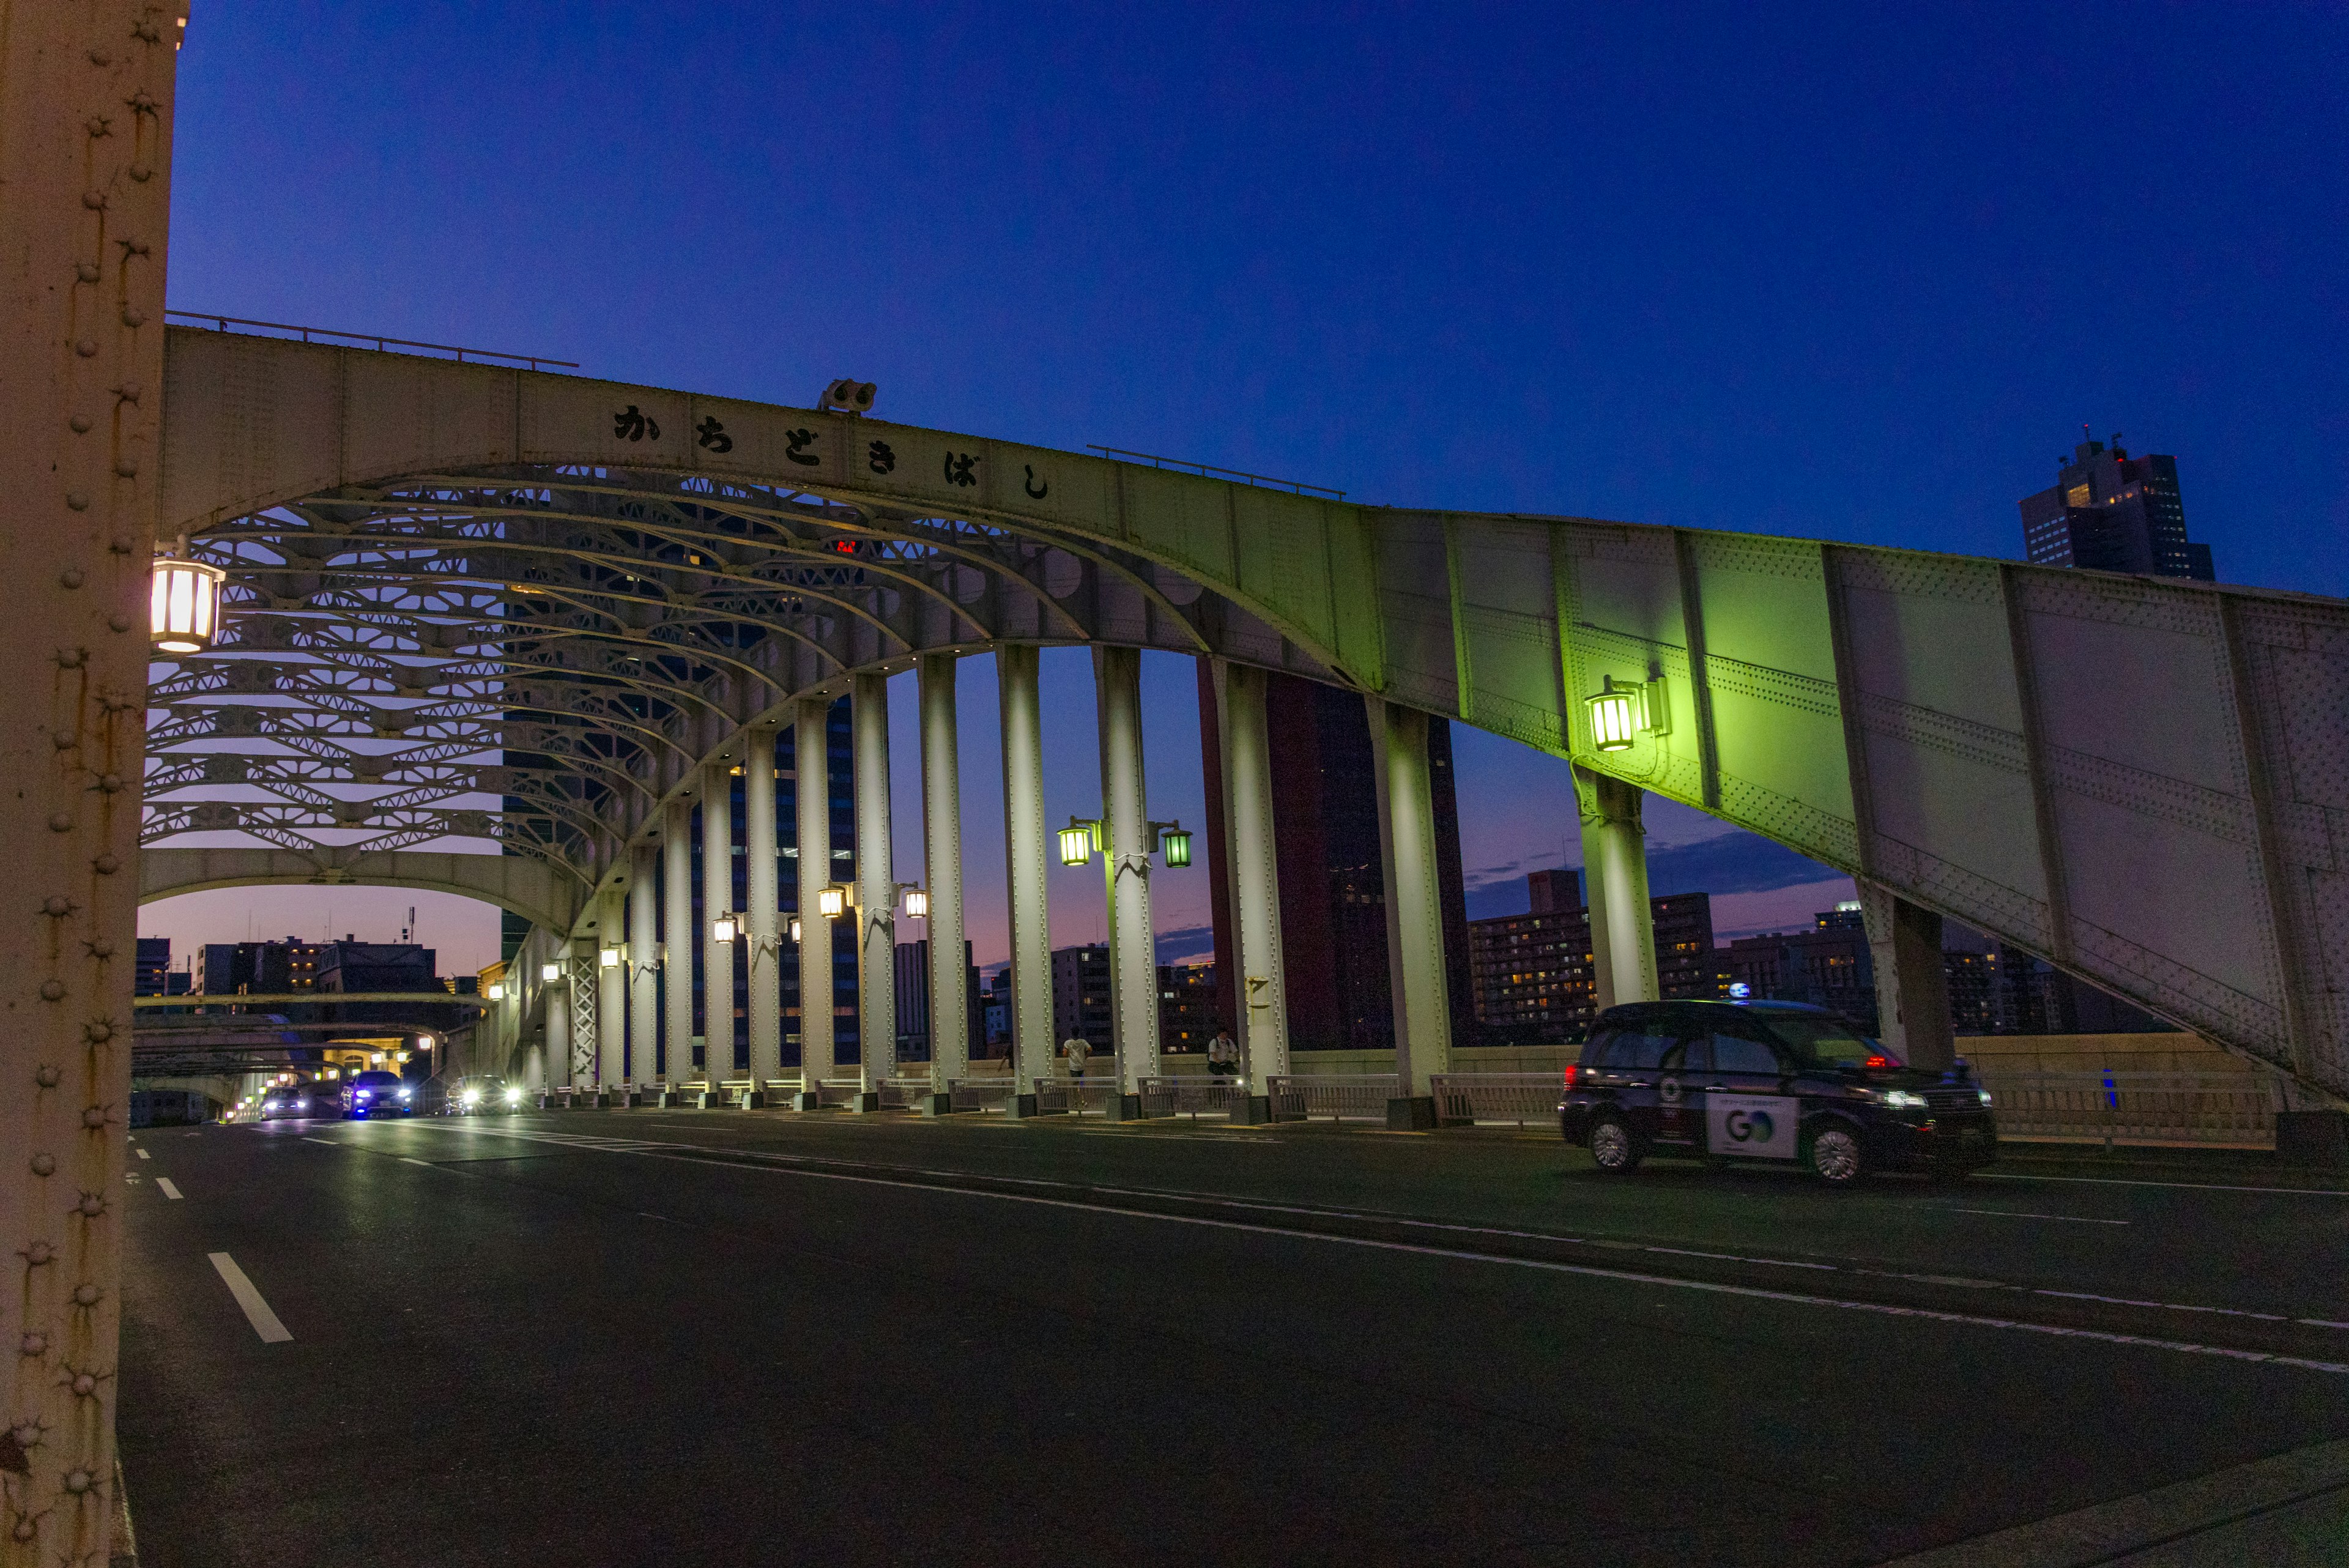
[1976,1088,1994,1105]
[1879,1089,1927,1109]
[504,1088,522,1104]
[462,1090,481,1104]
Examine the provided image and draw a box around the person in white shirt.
[1206,1029,1239,1083]
[1061,1036,1091,1083]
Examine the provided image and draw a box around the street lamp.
[486,982,505,1001]
[1059,820,1099,866]
[599,944,622,968]
[817,885,847,920]
[1153,822,1191,868]
[901,886,929,920]
[541,961,562,983]
[787,916,802,944]
[150,547,226,655]
[1586,676,1640,752]
[710,912,738,944]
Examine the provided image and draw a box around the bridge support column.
[596,890,625,1094]
[921,655,969,1096]
[1370,699,1452,1123]
[795,698,836,1109]
[998,647,1054,1113]
[628,841,658,1100]
[568,945,596,1092]
[1859,882,1954,1070]
[1096,647,1161,1100]
[853,673,896,1105]
[1215,661,1290,1097]
[662,798,693,1092]
[699,758,735,1106]
[536,951,565,1096]
[744,722,780,1108]
[1575,765,1660,1011]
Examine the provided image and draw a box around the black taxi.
[1558,999,1997,1184]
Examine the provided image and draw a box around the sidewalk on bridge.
[1876,1435,2349,1567]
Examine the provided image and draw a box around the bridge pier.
[662,797,694,1090]
[1097,647,1162,1096]
[999,647,1054,1113]
[1371,699,1454,1126]
[1214,660,1291,1096]
[744,721,782,1107]
[795,697,836,1109]
[855,671,896,1098]
[700,757,735,1105]
[1576,765,1661,1010]
[921,654,970,1091]
[595,894,625,1091]
[1860,882,1955,1070]
[537,954,565,1097]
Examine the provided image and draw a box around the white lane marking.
[155,1178,182,1200]
[302,1137,336,1146]
[135,1148,151,1161]
[414,1123,2343,1334]
[1981,1172,2349,1198]
[398,1157,434,1168]
[1950,1207,2129,1225]
[207,1253,292,1343]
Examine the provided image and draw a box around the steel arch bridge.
[144,325,2348,1095]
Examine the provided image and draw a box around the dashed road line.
[1981,1171,2349,1198]
[207,1253,292,1343]
[135,1148,151,1161]
[155,1178,182,1200]
[1949,1206,2129,1225]
[301,1137,336,1146]
[398,1157,436,1168]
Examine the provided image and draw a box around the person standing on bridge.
[1061,1035,1091,1087]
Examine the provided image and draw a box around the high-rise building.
[1157,964,1218,1054]
[1050,944,1115,1049]
[1197,664,1472,1053]
[1719,909,1877,1033]
[1465,877,1718,1042]
[893,938,981,1062]
[2020,432,2214,581]
[135,937,173,997]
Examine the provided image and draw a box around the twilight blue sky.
[143,2,2349,975]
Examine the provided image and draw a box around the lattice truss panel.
[143,466,1324,899]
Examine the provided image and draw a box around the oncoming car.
[341,1070,419,1119]
[258,1082,332,1121]
[1559,999,1997,1186]
[447,1075,524,1115]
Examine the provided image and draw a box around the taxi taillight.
[1562,1063,1581,1090]
[1863,1054,1892,1069]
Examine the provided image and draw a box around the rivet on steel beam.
[107,614,130,632]
[23,1242,53,1266]
[81,1104,107,1127]
[98,773,124,791]
[91,855,118,875]
[69,415,92,434]
[114,380,140,401]
[85,116,111,137]
[35,1065,61,1088]
[128,163,152,183]
[111,459,135,478]
[39,981,63,1001]
[29,1156,55,1177]
[108,535,133,554]
[74,340,97,357]
[75,1195,103,1218]
[64,1470,91,1495]
[90,940,113,959]
[73,1284,101,1307]
[46,815,69,831]
[59,568,84,589]
[52,733,76,751]
[121,307,145,327]
[86,46,112,65]
[66,492,90,510]
[81,190,106,209]
[53,648,83,668]
[70,1373,96,1397]
[76,261,101,282]
[43,897,72,917]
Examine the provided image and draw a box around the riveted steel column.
[1096,647,1160,1094]
[1,6,182,1552]
[795,697,836,1107]
[998,647,1053,1095]
[699,758,734,1100]
[1370,699,1453,1106]
[743,722,780,1106]
[1859,882,1954,1069]
[1575,765,1659,1011]
[853,672,896,1096]
[662,797,694,1086]
[595,890,625,1091]
[921,655,970,1088]
[1215,661,1290,1093]
[539,960,566,1093]
[627,841,658,1092]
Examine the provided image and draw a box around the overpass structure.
[4,9,2347,1561]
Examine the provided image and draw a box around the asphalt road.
[119,1110,2349,1566]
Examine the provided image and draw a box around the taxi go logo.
[1724,1109,1775,1145]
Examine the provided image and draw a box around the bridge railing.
[1974,1070,2284,1149]
[948,1076,1017,1112]
[877,1076,938,1109]
[1430,1073,1562,1128]
[1138,1076,1250,1119]
[1034,1077,1122,1116]
[1268,1074,1400,1122]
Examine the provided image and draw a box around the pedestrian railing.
[1430,1073,1562,1128]
[1975,1069,2283,1148]
[1267,1074,1400,1121]
[877,1076,937,1109]
[1034,1076,1122,1115]
[948,1076,1019,1112]
[1138,1076,1250,1119]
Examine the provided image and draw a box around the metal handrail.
[1086,444,1346,500]
[165,309,580,373]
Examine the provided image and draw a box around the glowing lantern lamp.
[1586,677,1640,753]
[787,916,803,943]
[486,982,505,1001]
[1159,827,1192,868]
[150,553,226,655]
[818,885,847,920]
[1058,824,1094,866]
[540,961,562,982]
[902,887,929,920]
[711,913,738,945]
[599,945,622,968]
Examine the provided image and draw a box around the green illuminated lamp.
[1159,824,1192,868]
[1059,822,1096,866]
[1587,677,1640,752]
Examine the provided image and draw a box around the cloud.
[1154,924,1215,964]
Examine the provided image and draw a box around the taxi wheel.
[1589,1117,1644,1173]
[1807,1125,1864,1186]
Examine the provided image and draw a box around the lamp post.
[150,543,226,655]
[1058,815,1189,1085]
